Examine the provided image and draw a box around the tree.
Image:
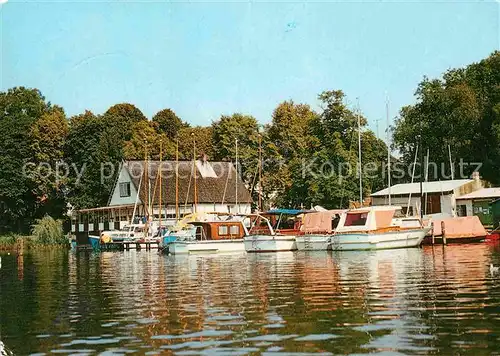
[0,87,52,232]
[123,120,173,160]
[267,100,317,160]
[393,52,500,184]
[270,91,387,209]
[263,101,318,207]
[64,111,109,209]
[152,108,187,140]
[177,126,214,160]
[212,114,260,183]
[29,106,69,218]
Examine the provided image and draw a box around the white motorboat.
[327,206,430,251]
[164,213,248,255]
[244,209,305,252]
[295,209,346,251]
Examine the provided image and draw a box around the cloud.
[0,0,7,4]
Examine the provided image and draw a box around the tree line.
[393,51,500,183]
[0,87,388,233]
[5,50,499,233]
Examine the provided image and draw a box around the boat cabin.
[190,221,246,240]
[336,206,422,233]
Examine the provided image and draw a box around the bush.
[0,234,21,248]
[31,216,66,245]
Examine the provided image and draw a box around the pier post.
[431,222,435,245]
[441,221,447,245]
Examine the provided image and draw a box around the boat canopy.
[301,210,346,234]
[266,209,309,215]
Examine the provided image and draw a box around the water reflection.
[1,243,500,354]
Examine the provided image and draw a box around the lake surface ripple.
[1,243,500,355]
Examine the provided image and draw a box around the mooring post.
[441,220,447,245]
[431,222,435,245]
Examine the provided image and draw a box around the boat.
[327,206,430,251]
[89,235,101,249]
[164,213,249,254]
[244,209,306,252]
[295,210,346,251]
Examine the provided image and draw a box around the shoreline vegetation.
[1,51,500,235]
[0,216,68,251]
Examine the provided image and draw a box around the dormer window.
[119,182,131,197]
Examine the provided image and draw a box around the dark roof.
[122,160,252,205]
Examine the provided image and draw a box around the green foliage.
[0,87,52,233]
[0,234,22,248]
[152,108,187,139]
[31,216,66,245]
[177,126,214,160]
[393,51,500,183]
[212,113,260,183]
[269,91,388,209]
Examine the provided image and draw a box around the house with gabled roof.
[71,159,252,235]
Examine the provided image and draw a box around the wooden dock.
[77,241,161,251]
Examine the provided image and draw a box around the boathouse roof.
[455,187,500,200]
[371,179,474,197]
[117,160,252,205]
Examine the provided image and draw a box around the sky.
[0,0,498,137]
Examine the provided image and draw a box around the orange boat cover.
[432,216,487,238]
[302,210,344,234]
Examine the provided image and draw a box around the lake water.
[1,243,500,355]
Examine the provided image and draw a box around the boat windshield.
[344,212,368,227]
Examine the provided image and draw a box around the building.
[455,187,500,226]
[370,173,483,217]
[71,159,252,235]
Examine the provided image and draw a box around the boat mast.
[448,144,454,180]
[258,133,262,212]
[406,143,419,217]
[159,140,162,230]
[386,97,391,206]
[419,131,424,218]
[192,132,198,213]
[144,140,149,238]
[175,137,179,221]
[357,103,363,206]
[235,138,239,213]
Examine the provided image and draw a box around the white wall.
[372,194,456,216]
[109,166,141,206]
[456,200,473,216]
[440,194,454,216]
[149,203,252,216]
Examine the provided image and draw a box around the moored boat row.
[160,205,431,254]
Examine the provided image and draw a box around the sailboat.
[161,137,251,254]
[91,142,170,249]
[327,98,430,251]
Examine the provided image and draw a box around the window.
[402,207,414,216]
[218,225,228,235]
[119,182,131,197]
[229,225,240,235]
[344,212,368,227]
[457,205,467,217]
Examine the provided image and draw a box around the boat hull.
[329,229,428,251]
[295,235,331,251]
[168,239,245,255]
[89,235,100,249]
[244,235,297,252]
